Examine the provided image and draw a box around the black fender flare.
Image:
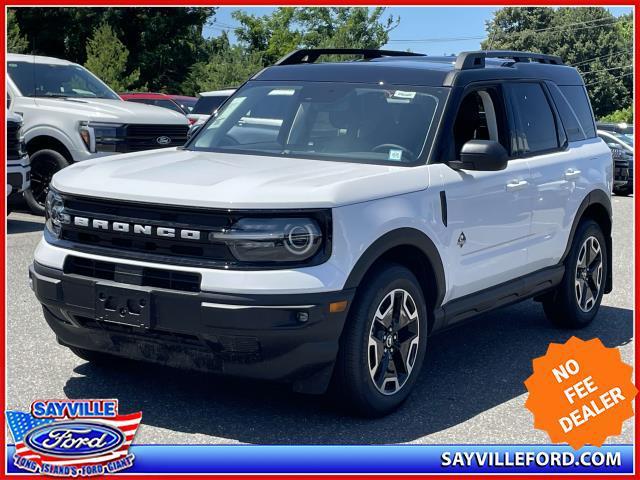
[343,227,446,309]
[560,189,613,293]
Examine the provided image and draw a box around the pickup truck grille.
[7,120,25,160]
[120,124,189,152]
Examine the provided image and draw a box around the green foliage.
[7,9,29,54]
[182,41,263,94]
[232,7,398,65]
[483,7,633,117]
[12,7,214,92]
[598,107,633,123]
[85,23,139,92]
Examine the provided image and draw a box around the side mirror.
[449,140,508,171]
[187,123,203,140]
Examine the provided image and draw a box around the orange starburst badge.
[525,336,637,450]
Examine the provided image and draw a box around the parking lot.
[6,196,634,445]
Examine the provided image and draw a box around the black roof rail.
[274,48,425,66]
[455,50,564,70]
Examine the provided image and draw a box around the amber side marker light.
[329,301,348,313]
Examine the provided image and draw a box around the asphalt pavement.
[6,196,634,444]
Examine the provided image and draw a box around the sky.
[205,6,633,56]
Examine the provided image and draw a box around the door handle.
[564,168,581,180]
[506,180,528,192]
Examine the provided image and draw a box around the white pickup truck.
[6,53,189,214]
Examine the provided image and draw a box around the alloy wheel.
[367,289,420,395]
[30,159,59,208]
[574,236,603,313]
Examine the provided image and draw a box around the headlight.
[79,121,125,153]
[45,190,70,238]
[211,218,323,263]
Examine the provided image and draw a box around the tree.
[85,23,139,92]
[13,7,215,92]
[181,39,263,94]
[598,107,632,123]
[7,9,29,54]
[483,7,632,117]
[232,7,399,65]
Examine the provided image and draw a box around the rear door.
[516,82,598,271]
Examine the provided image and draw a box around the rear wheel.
[542,220,607,328]
[23,149,69,215]
[332,263,428,417]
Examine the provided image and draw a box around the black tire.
[542,219,607,329]
[23,149,70,215]
[332,263,428,417]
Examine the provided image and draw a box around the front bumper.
[30,261,354,394]
[7,155,31,196]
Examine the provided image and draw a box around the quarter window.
[507,83,559,154]
[558,86,596,138]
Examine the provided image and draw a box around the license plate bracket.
[95,284,151,329]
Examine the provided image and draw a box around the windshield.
[192,95,230,115]
[7,61,119,99]
[189,82,447,165]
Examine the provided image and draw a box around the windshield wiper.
[38,93,70,98]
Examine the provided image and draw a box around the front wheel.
[23,149,70,215]
[332,263,428,417]
[542,219,607,329]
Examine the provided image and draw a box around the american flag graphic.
[7,410,142,468]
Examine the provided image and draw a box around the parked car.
[597,121,633,137]
[120,92,187,115]
[598,129,633,196]
[31,49,612,416]
[167,95,197,114]
[6,53,189,214]
[6,111,30,214]
[187,89,235,125]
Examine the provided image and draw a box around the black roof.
[252,49,585,88]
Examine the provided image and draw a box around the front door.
[433,85,533,303]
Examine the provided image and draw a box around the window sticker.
[388,149,403,161]
[268,89,296,96]
[393,90,416,99]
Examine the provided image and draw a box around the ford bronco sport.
[31,49,612,416]
[6,54,189,215]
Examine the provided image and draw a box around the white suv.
[30,49,612,416]
[6,54,189,214]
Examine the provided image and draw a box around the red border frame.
[1,2,637,478]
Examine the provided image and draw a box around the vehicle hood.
[52,149,429,209]
[32,98,188,125]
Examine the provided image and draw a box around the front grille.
[119,124,189,153]
[64,256,201,292]
[53,194,331,269]
[7,121,24,160]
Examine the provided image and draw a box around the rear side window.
[558,86,596,139]
[506,83,559,154]
[547,83,585,142]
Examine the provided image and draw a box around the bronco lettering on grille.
[72,216,201,240]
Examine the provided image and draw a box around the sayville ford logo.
[6,399,142,477]
[24,421,125,458]
[156,135,172,145]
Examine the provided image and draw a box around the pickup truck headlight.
[79,121,126,153]
[44,190,70,238]
[210,218,323,263]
